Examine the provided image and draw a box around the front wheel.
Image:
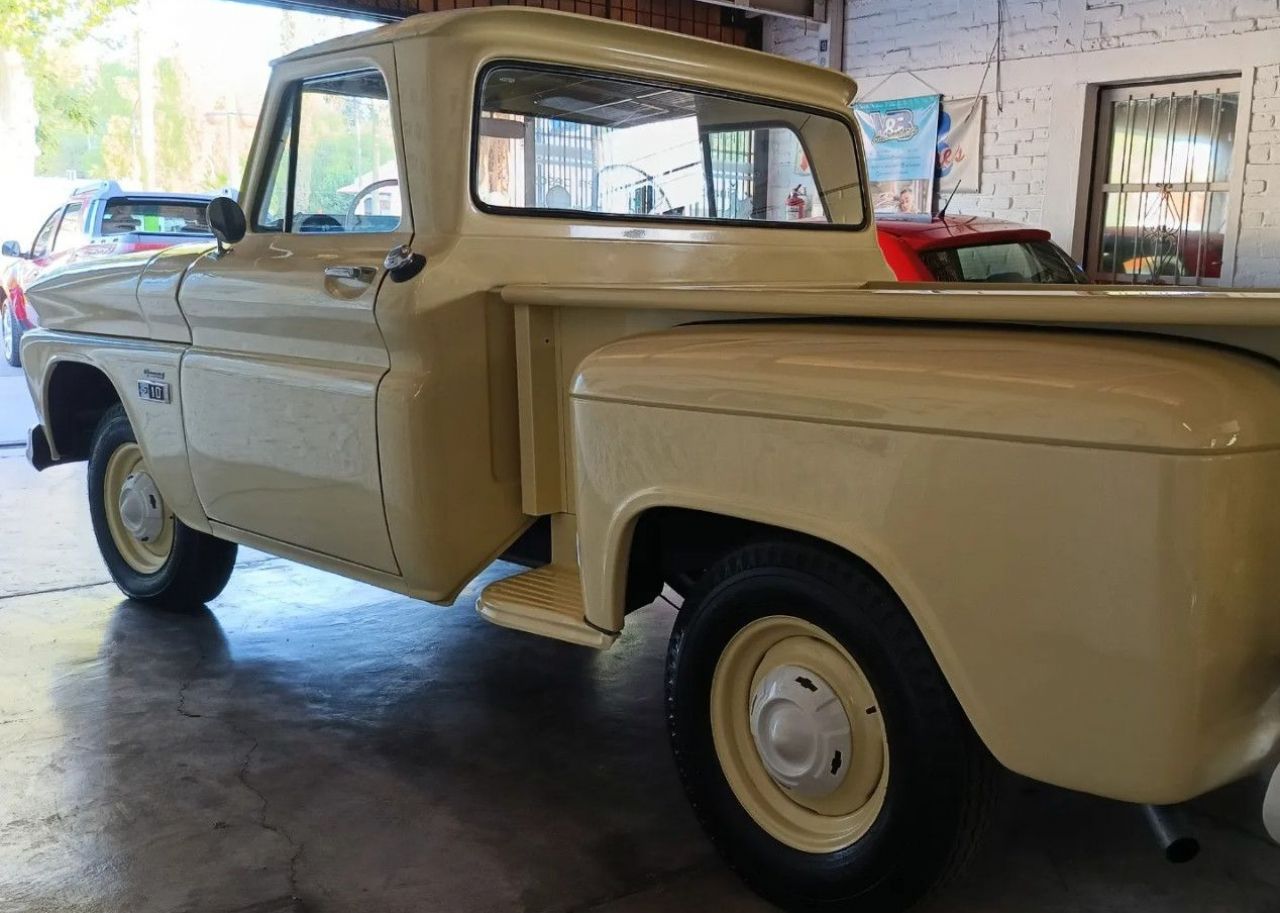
[88,404,237,608]
[2,298,21,367]
[666,541,998,913]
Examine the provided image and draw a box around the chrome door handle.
[324,265,377,282]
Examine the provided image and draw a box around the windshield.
[102,199,212,237]
[919,241,1086,284]
[475,66,866,228]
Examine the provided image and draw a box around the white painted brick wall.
[942,86,1052,224]
[839,1,1280,75]
[763,0,1280,285]
[1235,63,1280,285]
[1084,0,1280,51]
[765,17,829,67]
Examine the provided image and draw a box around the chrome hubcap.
[749,664,853,798]
[118,471,165,542]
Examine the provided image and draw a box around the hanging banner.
[852,94,940,217]
[937,96,984,195]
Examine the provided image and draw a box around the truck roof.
[273,7,859,112]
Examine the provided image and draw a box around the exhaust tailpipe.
[1141,804,1200,863]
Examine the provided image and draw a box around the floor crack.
[231,725,307,910]
[176,649,206,719]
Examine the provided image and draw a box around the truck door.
[179,49,412,574]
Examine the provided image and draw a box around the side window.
[30,209,61,258]
[255,69,401,234]
[52,203,85,253]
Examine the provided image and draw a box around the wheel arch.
[42,357,125,462]
[592,489,937,643]
[23,332,211,533]
[584,488,991,754]
[616,501,904,617]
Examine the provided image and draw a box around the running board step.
[477,565,616,649]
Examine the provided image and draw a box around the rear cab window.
[101,199,212,237]
[473,65,867,229]
[920,241,1087,284]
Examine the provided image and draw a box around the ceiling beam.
[228,0,815,22]
[225,0,413,20]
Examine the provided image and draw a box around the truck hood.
[25,242,214,342]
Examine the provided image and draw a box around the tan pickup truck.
[18,8,1280,911]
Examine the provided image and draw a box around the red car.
[2,182,213,366]
[876,215,1087,284]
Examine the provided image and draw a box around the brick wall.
[288,0,762,45]
[763,0,1280,285]
[1236,63,1280,286]
[1082,0,1280,50]
[949,86,1051,224]
[765,17,829,67]
[844,0,1073,76]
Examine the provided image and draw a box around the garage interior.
[3,2,1280,912]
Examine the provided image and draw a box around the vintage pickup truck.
[18,8,1280,911]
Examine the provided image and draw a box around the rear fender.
[571,322,1280,805]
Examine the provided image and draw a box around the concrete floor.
[0,361,37,446]
[2,450,1279,913]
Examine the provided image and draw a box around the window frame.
[51,203,86,254]
[1084,75,1239,286]
[469,60,871,233]
[30,208,62,259]
[252,67,402,236]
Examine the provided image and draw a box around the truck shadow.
[29,567,1280,913]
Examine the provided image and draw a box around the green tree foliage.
[0,0,134,58]
[154,57,194,189]
[35,59,132,176]
[5,0,138,178]
[295,91,396,217]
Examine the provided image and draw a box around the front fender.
[571,322,1280,805]
[22,330,209,533]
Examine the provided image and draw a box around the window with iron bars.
[1086,77,1238,286]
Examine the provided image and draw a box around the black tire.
[2,297,21,367]
[666,541,998,913]
[88,404,237,608]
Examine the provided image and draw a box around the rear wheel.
[88,404,237,607]
[2,298,21,367]
[666,541,997,913]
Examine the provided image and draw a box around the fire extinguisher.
[787,184,808,220]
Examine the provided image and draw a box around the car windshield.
[475,66,866,228]
[102,199,212,237]
[920,240,1086,284]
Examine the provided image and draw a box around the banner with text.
[853,94,940,217]
[937,96,984,195]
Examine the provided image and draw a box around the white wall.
[767,0,1280,286]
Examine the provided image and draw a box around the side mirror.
[1,241,22,258]
[207,196,246,253]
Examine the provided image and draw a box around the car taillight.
[9,282,31,325]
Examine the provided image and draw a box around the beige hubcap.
[103,442,174,574]
[711,616,889,854]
